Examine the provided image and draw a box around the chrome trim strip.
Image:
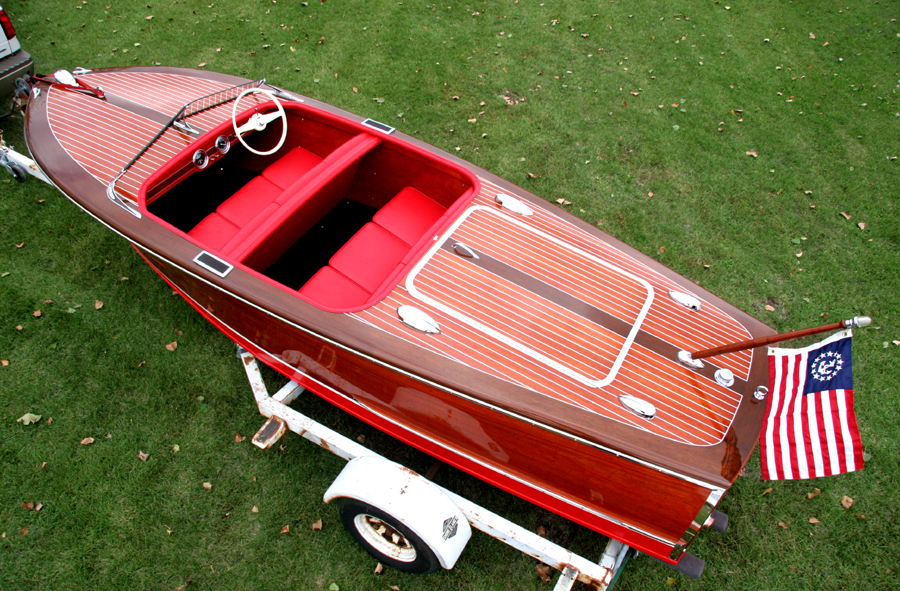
[669,487,725,560]
[105,171,142,218]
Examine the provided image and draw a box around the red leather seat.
[373,186,446,246]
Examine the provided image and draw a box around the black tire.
[8,163,26,183]
[335,499,441,574]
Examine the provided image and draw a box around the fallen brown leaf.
[94,300,103,310]
[778,521,789,529]
[311,519,323,531]
[46,417,53,426]
[234,433,246,443]
[855,513,866,519]
[22,502,34,510]
[536,525,547,537]
[202,482,212,490]
[138,450,149,462]
[80,437,94,445]
[762,487,773,495]
[280,525,290,534]
[809,517,820,524]
[841,495,854,509]
[174,329,183,336]
[1,360,8,367]
[41,462,47,468]
[165,341,177,351]
[251,505,259,513]
[746,150,758,157]
[20,528,27,535]
[536,564,552,583]
[33,310,41,317]
[807,488,821,499]
[15,242,24,248]
[556,198,572,206]
[374,563,384,575]
[34,503,43,512]
[765,305,776,312]
[389,587,400,591]
[840,211,852,220]
[857,222,866,230]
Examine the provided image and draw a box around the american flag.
[760,330,864,480]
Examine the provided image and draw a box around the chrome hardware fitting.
[397,305,441,334]
[677,350,704,369]
[106,172,142,218]
[71,67,93,75]
[452,242,479,259]
[845,316,872,328]
[53,69,78,86]
[668,290,702,312]
[362,118,396,135]
[714,368,734,387]
[753,386,769,401]
[173,119,202,135]
[619,395,657,420]
[494,193,534,216]
[194,251,233,278]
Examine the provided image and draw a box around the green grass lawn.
[1,0,898,589]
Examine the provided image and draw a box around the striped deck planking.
[48,72,264,200]
[43,70,754,446]
[351,183,753,446]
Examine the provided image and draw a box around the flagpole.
[688,316,871,361]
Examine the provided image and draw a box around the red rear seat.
[372,187,446,246]
[298,185,448,310]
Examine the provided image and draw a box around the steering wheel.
[231,88,288,156]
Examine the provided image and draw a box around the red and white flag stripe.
[760,331,864,480]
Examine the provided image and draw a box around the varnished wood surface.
[25,67,779,561]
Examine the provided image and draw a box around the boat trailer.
[238,347,636,590]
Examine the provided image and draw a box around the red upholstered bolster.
[299,266,371,308]
[372,186,447,246]
[219,203,281,256]
[329,223,410,293]
[188,213,239,251]
[262,146,323,190]
[217,176,283,227]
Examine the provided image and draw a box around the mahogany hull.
[140,248,715,561]
[22,66,776,566]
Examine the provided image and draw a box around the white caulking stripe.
[360,301,684,438]
[358,288,727,444]
[479,187,754,348]
[473,184,753,378]
[82,72,233,115]
[453,217,649,317]
[416,254,625,373]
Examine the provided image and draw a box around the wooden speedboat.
[20,67,774,571]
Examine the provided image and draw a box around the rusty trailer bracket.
[239,348,634,590]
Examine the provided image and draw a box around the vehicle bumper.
[0,49,34,98]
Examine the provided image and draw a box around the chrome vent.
[397,305,441,334]
[495,193,534,216]
[619,395,657,420]
[669,290,702,312]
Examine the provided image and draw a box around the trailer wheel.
[337,499,441,574]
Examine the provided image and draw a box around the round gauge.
[215,135,231,155]
[192,149,209,169]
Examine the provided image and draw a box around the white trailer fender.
[323,455,472,570]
